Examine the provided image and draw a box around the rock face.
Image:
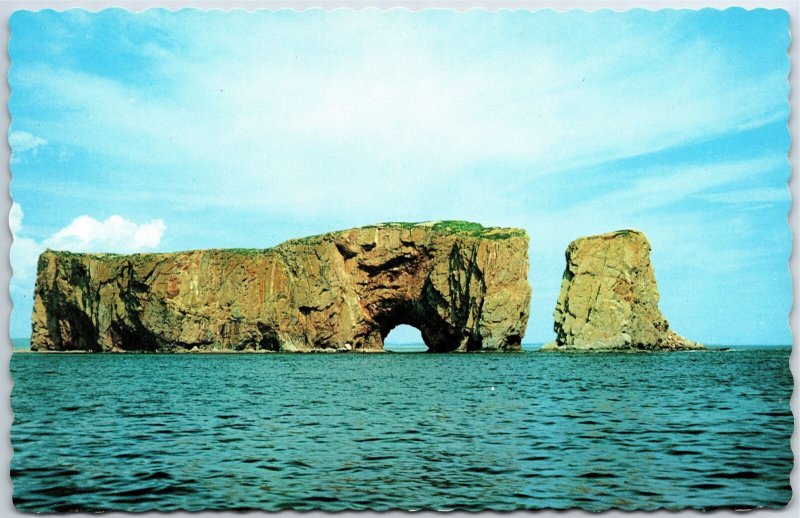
[542,230,700,351]
[31,221,531,353]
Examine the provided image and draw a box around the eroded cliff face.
[31,222,531,353]
[542,230,700,351]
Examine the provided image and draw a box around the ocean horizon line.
[9,337,793,351]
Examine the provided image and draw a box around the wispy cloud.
[699,186,790,204]
[9,130,47,163]
[562,156,786,218]
[9,130,47,153]
[10,10,789,223]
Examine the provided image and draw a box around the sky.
[8,8,791,345]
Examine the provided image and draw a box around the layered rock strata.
[542,230,701,351]
[31,221,531,353]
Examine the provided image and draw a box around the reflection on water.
[11,347,792,511]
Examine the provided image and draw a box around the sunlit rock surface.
[31,221,531,353]
[543,230,701,351]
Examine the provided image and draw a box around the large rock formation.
[542,230,700,351]
[31,221,531,353]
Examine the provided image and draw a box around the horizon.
[9,8,791,346]
[10,337,793,349]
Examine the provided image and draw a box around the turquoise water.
[10,347,793,511]
[11,338,31,351]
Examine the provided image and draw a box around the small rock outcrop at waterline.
[542,230,701,351]
[31,221,531,353]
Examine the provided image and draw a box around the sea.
[10,344,794,512]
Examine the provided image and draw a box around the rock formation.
[542,230,700,351]
[31,221,531,353]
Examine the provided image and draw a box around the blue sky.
[8,8,791,345]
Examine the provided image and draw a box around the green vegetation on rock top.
[223,248,273,255]
[39,221,527,261]
[377,220,527,240]
[280,220,526,246]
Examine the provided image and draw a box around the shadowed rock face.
[543,230,701,351]
[31,221,531,353]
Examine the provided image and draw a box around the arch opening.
[368,297,465,353]
[383,324,426,352]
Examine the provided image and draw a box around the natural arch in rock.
[32,222,531,353]
[373,307,463,353]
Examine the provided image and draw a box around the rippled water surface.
[11,347,793,512]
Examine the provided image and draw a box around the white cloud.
[10,206,166,291]
[43,215,166,253]
[10,205,168,342]
[10,235,42,285]
[9,130,47,164]
[9,202,23,235]
[10,203,43,286]
[9,130,47,153]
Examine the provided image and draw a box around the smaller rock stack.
[543,230,701,351]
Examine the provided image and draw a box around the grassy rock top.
[40,221,527,261]
[291,220,528,245]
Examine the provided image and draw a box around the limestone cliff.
[542,230,700,351]
[31,221,531,353]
